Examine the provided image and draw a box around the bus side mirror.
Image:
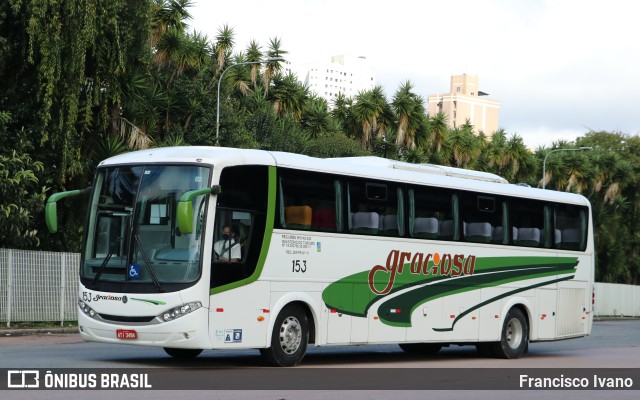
[177,185,220,234]
[45,189,89,233]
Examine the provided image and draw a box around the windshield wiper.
[134,234,163,292]
[92,236,121,289]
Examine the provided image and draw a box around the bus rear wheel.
[490,307,528,359]
[163,347,203,359]
[260,304,309,367]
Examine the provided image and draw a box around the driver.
[214,224,241,262]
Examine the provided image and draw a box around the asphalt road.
[1,320,639,400]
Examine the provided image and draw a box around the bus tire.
[260,304,308,367]
[399,343,443,355]
[490,307,528,359]
[163,347,203,359]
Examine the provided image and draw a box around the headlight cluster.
[78,300,97,319]
[158,301,202,323]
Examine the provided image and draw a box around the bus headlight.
[78,300,97,319]
[158,301,202,323]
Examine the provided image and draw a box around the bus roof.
[99,146,590,207]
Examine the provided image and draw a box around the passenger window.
[348,180,404,236]
[461,194,504,244]
[511,200,545,247]
[278,169,342,232]
[409,187,457,240]
[554,204,588,251]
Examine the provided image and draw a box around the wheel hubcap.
[279,316,302,354]
[506,318,523,349]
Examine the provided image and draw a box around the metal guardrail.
[0,248,79,327]
[1,249,639,326]
[594,282,640,318]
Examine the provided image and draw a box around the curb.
[1,327,79,337]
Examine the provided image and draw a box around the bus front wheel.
[260,304,309,367]
[490,307,528,359]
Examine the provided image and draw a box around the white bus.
[46,147,594,366]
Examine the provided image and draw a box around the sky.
[189,0,640,148]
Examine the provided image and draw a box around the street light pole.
[542,147,593,189]
[216,57,285,145]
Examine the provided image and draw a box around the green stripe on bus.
[378,266,575,326]
[130,298,167,306]
[322,256,578,319]
[431,276,574,332]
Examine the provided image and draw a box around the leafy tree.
[2,0,639,287]
[0,0,151,184]
[0,150,47,248]
[261,115,309,154]
[305,133,369,158]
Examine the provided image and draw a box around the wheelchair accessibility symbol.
[128,264,140,280]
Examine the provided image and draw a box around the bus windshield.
[82,164,211,291]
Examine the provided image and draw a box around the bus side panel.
[209,281,271,349]
[477,290,503,341]
[535,287,558,340]
[406,297,444,342]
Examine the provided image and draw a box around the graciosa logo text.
[368,250,477,295]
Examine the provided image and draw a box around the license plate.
[116,329,137,340]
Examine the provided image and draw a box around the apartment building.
[427,74,500,134]
[304,55,375,107]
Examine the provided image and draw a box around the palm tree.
[600,155,634,204]
[156,29,210,85]
[561,151,590,193]
[301,97,332,138]
[402,147,426,164]
[262,37,287,94]
[214,24,235,73]
[352,86,391,148]
[427,112,448,153]
[504,133,534,182]
[270,71,309,121]
[485,129,509,175]
[351,90,375,147]
[446,121,481,168]
[331,92,355,136]
[151,0,193,46]
[183,31,212,72]
[226,53,252,96]
[372,129,398,159]
[245,40,263,89]
[392,80,426,149]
